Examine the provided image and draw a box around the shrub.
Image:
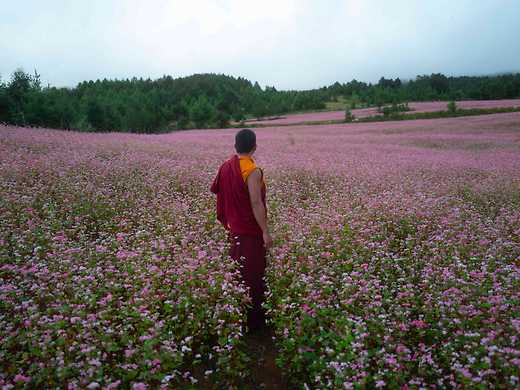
[345,108,354,122]
[447,101,457,114]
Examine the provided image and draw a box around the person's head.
[235,128,257,155]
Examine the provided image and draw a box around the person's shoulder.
[220,155,236,168]
[248,167,262,181]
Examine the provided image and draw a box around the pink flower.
[106,380,121,389]
[139,334,153,342]
[124,348,135,358]
[14,374,31,383]
[411,319,428,329]
[132,383,147,390]
[398,323,408,331]
[301,303,315,316]
[396,344,409,354]
[385,355,398,366]
[88,359,102,367]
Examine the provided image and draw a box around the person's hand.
[263,231,273,249]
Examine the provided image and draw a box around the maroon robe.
[210,155,267,331]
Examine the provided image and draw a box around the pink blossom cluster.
[0,126,250,387]
[261,113,520,388]
[1,111,520,387]
[245,99,520,125]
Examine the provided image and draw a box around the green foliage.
[357,106,520,123]
[381,102,410,117]
[447,100,457,114]
[4,68,41,125]
[328,73,520,108]
[1,69,519,133]
[189,95,217,128]
[0,70,329,132]
[0,76,10,122]
[344,108,354,122]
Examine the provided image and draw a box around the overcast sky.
[1,0,520,90]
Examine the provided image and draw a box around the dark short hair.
[235,129,256,153]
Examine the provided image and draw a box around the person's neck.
[237,153,253,159]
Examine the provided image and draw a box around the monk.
[210,128,273,332]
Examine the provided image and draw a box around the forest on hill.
[1,69,519,133]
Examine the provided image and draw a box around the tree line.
[0,71,326,133]
[0,69,519,133]
[327,73,520,109]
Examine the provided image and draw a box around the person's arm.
[247,169,273,249]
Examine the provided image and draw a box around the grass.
[233,106,520,128]
[324,96,367,111]
[358,106,520,122]
[240,96,368,122]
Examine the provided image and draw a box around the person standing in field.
[210,128,273,333]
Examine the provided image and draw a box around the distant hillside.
[0,70,519,133]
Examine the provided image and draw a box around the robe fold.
[210,154,267,330]
[210,155,266,236]
[229,234,267,331]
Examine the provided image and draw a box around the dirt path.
[242,326,287,389]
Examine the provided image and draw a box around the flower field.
[1,112,520,388]
[244,99,520,125]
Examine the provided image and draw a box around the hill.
[1,70,519,133]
